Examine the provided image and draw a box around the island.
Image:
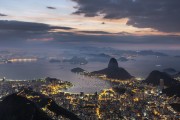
[71,67,86,73]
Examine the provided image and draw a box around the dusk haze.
[0,0,180,120]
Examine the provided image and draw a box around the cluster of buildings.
[0,77,180,120]
[0,50,39,64]
[46,79,180,120]
[0,77,72,100]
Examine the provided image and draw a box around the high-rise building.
[2,77,6,82]
[159,79,164,93]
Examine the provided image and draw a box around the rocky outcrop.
[91,58,133,80]
[71,67,85,73]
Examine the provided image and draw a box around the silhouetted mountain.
[144,70,178,87]
[71,67,85,73]
[91,58,133,80]
[108,58,119,68]
[0,94,52,120]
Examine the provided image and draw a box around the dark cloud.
[77,30,132,36]
[78,30,112,35]
[51,26,74,30]
[47,6,56,9]
[72,0,180,32]
[0,20,74,31]
[0,20,179,49]
[0,13,8,16]
[0,20,74,46]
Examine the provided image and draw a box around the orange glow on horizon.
[5,12,180,36]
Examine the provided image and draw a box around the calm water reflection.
[0,56,179,93]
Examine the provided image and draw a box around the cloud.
[27,37,54,42]
[77,30,133,36]
[47,6,56,10]
[0,20,74,31]
[51,26,74,30]
[0,20,179,49]
[77,30,112,35]
[71,0,180,32]
[0,13,8,16]
[0,20,74,45]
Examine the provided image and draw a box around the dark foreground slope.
[0,94,52,120]
[18,89,81,120]
[0,90,81,120]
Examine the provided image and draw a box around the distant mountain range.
[91,58,133,80]
[81,47,169,57]
[63,56,88,65]
[163,68,178,75]
[87,53,112,62]
[136,50,168,56]
[86,50,168,62]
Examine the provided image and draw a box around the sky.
[0,0,180,50]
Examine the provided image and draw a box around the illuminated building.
[159,79,164,93]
